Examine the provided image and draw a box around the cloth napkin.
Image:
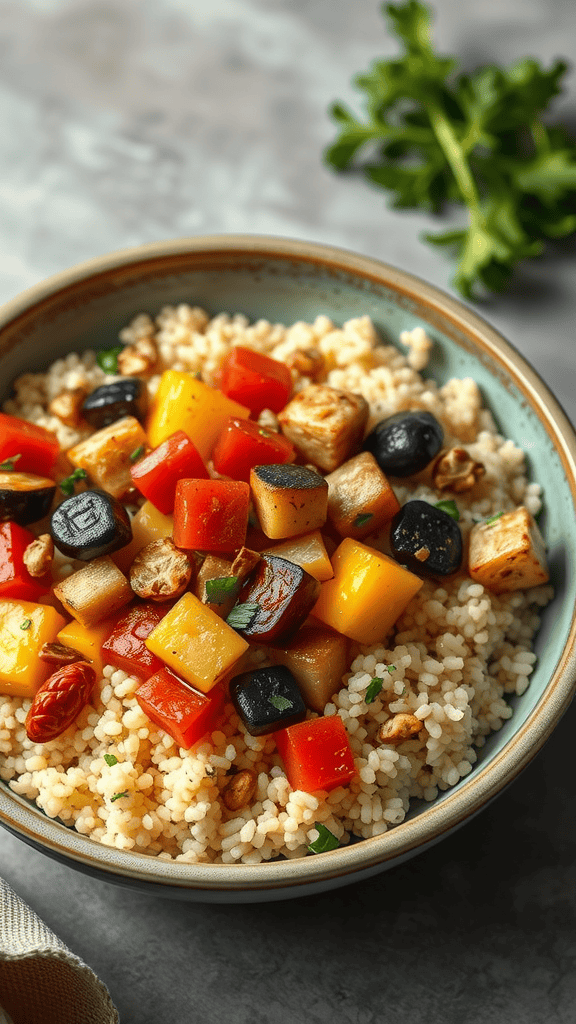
[0,878,119,1024]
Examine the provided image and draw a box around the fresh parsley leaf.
[365,677,384,703]
[325,0,576,298]
[96,344,123,374]
[268,694,294,712]
[130,445,145,463]
[0,454,22,471]
[435,499,460,521]
[20,619,32,630]
[110,790,128,802]
[307,823,340,854]
[205,576,240,604]
[485,512,504,525]
[226,602,260,630]
[60,468,87,496]
[103,754,118,767]
[353,512,374,528]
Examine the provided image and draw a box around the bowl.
[1,235,575,903]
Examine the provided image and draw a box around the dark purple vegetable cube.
[363,411,443,477]
[50,489,132,560]
[229,665,306,736]
[228,554,321,645]
[81,378,147,429]
[390,499,462,576]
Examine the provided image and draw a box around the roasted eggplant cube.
[390,500,463,577]
[268,619,349,714]
[325,451,400,539]
[250,463,328,540]
[0,472,56,526]
[468,506,550,593]
[278,384,368,472]
[50,489,132,560]
[363,411,443,477]
[229,665,306,736]
[81,378,148,429]
[230,554,321,644]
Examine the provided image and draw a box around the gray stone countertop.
[1,1,575,1021]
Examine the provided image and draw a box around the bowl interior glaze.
[1,236,575,901]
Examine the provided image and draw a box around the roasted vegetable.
[56,616,117,681]
[129,538,192,602]
[212,417,294,482]
[112,500,174,574]
[0,521,50,602]
[217,346,293,416]
[230,554,321,645]
[135,669,226,749]
[53,556,133,628]
[268,619,349,713]
[274,715,357,793]
[0,412,59,476]
[325,451,400,538]
[173,478,250,553]
[468,506,549,593]
[250,463,328,540]
[101,601,170,679]
[278,384,368,472]
[229,665,306,736]
[81,378,148,429]
[0,598,67,697]
[363,411,443,477]
[50,489,132,561]
[390,500,463,576]
[262,530,334,582]
[129,429,208,514]
[146,369,250,456]
[67,416,148,500]
[0,471,56,526]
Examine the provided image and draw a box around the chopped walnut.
[47,387,89,427]
[230,546,261,582]
[23,534,54,578]
[221,768,257,810]
[378,713,423,745]
[117,336,158,376]
[256,408,280,432]
[129,538,192,602]
[39,641,89,666]
[285,347,325,380]
[432,447,485,493]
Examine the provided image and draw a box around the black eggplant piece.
[50,488,132,560]
[81,378,147,429]
[390,499,463,576]
[363,411,443,477]
[227,554,321,645]
[0,472,56,525]
[229,665,306,736]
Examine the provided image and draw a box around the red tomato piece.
[135,668,226,749]
[0,521,50,601]
[218,347,292,416]
[212,417,294,483]
[0,413,60,476]
[274,715,357,793]
[173,478,250,552]
[130,430,208,514]
[101,602,171,680]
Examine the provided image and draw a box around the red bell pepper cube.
[0,413,60,476]
[212,417,294,483]
[130,430,208,514]
[135,668,226,749]
[173,478,250,552]
[274,715,357,793]
[218,346,292,416]
[101,601,172,680]
[0,521,50,601]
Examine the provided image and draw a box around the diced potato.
[146,370,250,457]
[313,538,423,645]
[112,500,174,574]
[325,451,401,539]
[57,616,117,680]
[268,618,349,713]
[277,384,368,472]
[68,416,148,500]
[145,592,249,693]
[468,506,550,593]
[53,556,133,628]
[194,553,234,617]
[250,464,328,539]
[262,530,334,581]
[0,599,67,697]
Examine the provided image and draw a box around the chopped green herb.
[0,454,22,471]
[110,790,129,802]
[387,665,396,673]
[485,512,504,526]
[130,445,145,463]
[353,512,374,528]
[268,694,294,712]
[435,499,460,521]
[96,344,123,375]
[226,602,260,630]
[205,576,240,604]
[365,677,384,703]
[325,0,576,298]
[258,428,271,437]
[307,822,340,854]
[20,619,32,631]
[103,754,118,767]
[60,468,87,496]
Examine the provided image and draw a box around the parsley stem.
[427,98,482,215]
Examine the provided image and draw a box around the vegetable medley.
[0,310,552,859]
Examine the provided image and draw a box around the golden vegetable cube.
[68,416,148,500]
[312,538,423,645]
[250,464,328,540]
[57,616,117,680]
[53,556,133,628]
[277,384,368,472]
[468,506,550,593]
[262,530,334,581]
[146,370,250,457]
[113,500,174,573]
[145,592,249,692]
[0,599,67,697]
[325,451,401,539]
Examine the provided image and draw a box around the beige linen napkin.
[0,878,119,1024]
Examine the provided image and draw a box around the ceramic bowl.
[1,235,575,902]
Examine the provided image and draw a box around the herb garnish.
[110,790,128,802]
[226,602,260,630]
[325,0,576,298]
[205,576,240,604]
[20,619,32,630]
[435,499,460,521]
[130,445,145,463]
[485,512,504,526]
[353,512,374,528]
[96,344,123,375]
[365,677,384,703]
[103,754,118,767]
[0,454,22,471]
[268,694,293,712]
[307,823,340,854]
[60,468,87,496]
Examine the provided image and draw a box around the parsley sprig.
[325,0,576,298]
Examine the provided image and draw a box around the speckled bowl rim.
[1,234,575,898]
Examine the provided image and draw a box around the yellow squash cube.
[57,617,117,681]
[312,538,423,645]
[262,530,334,581]
[145,592,249,692]
[146,370,250,457]
[0,599,67,697]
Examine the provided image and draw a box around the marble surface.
[1,1,576,1021]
